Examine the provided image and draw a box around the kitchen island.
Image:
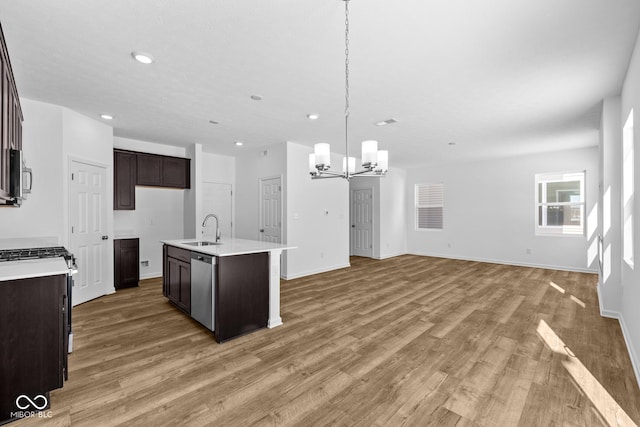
[161,238,294,342]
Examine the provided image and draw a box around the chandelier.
[308,0,389,180]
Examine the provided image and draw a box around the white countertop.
[161,238,296,257]
[0,258,70,282]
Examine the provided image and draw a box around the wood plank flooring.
[13,255,640,426]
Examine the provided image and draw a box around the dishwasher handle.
[191,252,214,264]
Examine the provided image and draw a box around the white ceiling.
[1,0,639,168]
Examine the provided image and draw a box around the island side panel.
[268,249,283,328]
[216,252,269,342]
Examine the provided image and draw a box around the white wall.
[619,27,640,387]
[183,143,202,239]
[235,143,286,241]
[348,167,406,260]
[0,99,64,241]
[379,167,407,259]
[113,136,186,157]
[202,152,235,183]
[114,188,184,279]
[61,108,114,250]
[599,97,623,315]
[285,141,350,278]
[405,147,599,272]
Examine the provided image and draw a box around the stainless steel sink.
[182,241,222,246]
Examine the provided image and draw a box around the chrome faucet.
[202,214,221,242]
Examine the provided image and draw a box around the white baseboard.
[374,251,407,260]
[283,262,351,280]
[140,272,162,280]
[407,251,598,274]
[615,313,640,392]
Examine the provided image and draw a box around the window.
[416,183,443,230]
[623,109,634,268]
[535,171,585,236]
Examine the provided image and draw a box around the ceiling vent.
[375,118,398,126]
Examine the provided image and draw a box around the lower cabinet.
[216,252,268,342]
[164,246,191,313]
[162,245,268,343]
[0,274,68,423]
[114,238,139,289]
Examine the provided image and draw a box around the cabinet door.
[8,85,21,150]
[114,238,139,289]
[178,261,191,313]
[166,256,191,313]
[167,256,181,305]
[162,157,190,188]
[0,275,66,422]
[114,151,136,210]
[136,153,163,186]
[216,253,268,342]
[0,64,9,200]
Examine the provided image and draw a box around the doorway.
[350,188,374,257]
[260,176,282,243]
[69,160,109,306]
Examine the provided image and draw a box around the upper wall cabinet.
[114,150,137,210]
[137,152,190,189]
[114,149,190,210]
[0,23,23,202]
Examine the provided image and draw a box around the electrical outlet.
[526,248,531,255]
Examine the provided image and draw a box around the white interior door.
[351,188,373,257]
[260,177,282,243]
[69,160,109,306]
[202,182,233,240]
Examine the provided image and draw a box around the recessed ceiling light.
[131,51,154,64]
[375,118,398,126]
[100,114,113,120]
[250,95,263,101]
[234,141,244,147]
[307,113,319,120]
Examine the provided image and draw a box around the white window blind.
[416,183,443,230]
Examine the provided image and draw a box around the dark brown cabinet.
[162,156,190,188]
[113,150,136,210]
[136,153,163,186]
[164,246,191,313]
[162,245,269,343]
[0,23,23,203]
[216,252,269,342]
[114,149,190,210]
[114,238,139,289]
[0,274,67,423]
[136,152,190,189]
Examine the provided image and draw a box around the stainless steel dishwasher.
[190,252,215,331]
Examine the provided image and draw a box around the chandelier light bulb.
[342,156,356,174]
[314,143,331,168]
[361,140,378,166]
[376,150,389,173]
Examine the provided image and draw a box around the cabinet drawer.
[166,245,191,263]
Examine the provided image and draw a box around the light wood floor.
[14,255,640,426]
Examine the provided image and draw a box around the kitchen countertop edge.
[161,238,296,257]
[0,258,71,282]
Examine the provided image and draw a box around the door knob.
[259,229,265,233]
[351,225,355,228]
[101,235,109,240]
